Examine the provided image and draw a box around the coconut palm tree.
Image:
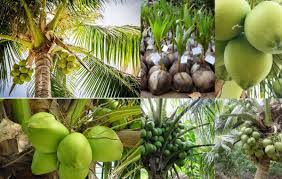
[0,99,141,178]
[0,0,140,98]
[213,99,282,179]
[140,99,214,179]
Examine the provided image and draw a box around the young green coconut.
[23,112,69,153]
[224,35,273,89]
[11,60,33,85]
[57,132,92,168]
[147,11,173,95]
[171,25,193,93]
[215,0,251,41]
[84,126,123,162]
[245,1,282,54]
[59,165,89,179]
[31,151,58,175]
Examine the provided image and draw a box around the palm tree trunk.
[254,159,270,179]
[35,53,52,98]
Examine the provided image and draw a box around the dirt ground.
[141,90,215,98]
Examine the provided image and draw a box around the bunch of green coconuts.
[11,60,33,84]
[216,0,282,96]
[57,50,80,74]
[22,112,123,179]
[239,121,282,161]
[141,119,194,168]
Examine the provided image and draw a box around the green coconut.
[245,1,282,54]
[59,164,89,179]
[262,138,273,147]
[241,134,249,143]
[244,128,253,135]
[23,112,69,153]
[252,131,260,140]
[247,137,256,146]
[224,36,273,89]
[265,145,276,156]
[220,80,243,99]
[84,126,123,162]
[215,40,231,80]
[57,132,92,168]
[215,0,251,41]
[273,79,282,97]
[254,150,264,158]
[274,142,282,152]
[31,151,58,175]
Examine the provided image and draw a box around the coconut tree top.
[0,0,140,98]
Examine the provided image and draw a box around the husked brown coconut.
[144,52,156,69]
[173,72,193,92]
[192,69,215,92]
[169,62,187,76]
[148,70,172,95]
[148,65,162,77]
[140,62,148,90]
[163,52,177,69]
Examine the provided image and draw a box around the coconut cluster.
[141,119,194,168]
[140,30,215,95]
[57,51,80,74]
[216,0,282,92]
[23,112,123,179]
[11,60,33,84]
[239,121,282,161]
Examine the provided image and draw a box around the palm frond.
[0,42,22,92]
[74,56,139,98]
[71,24,140,74]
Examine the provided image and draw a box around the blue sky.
[1,0,141,97]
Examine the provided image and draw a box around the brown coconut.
[162,52,177,69]
[169,62,187,76]
[140,62,148,90]
[144,52,156,69]
[192,69,215,93]
[148,70,172,95]
[173,72,193,92]
[148,65,162,77]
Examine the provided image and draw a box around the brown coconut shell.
[148,70,172,95]
[163,52,177,69]
[148,65,162,77]
[173,72,193,93]
[169,62,187,76]
[192,69,215,93]
[144,52,155,69]
[140,62,148,90]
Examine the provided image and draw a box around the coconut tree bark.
[35,53,52,98]
[254,159,270,179]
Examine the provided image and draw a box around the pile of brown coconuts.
[140,29,215,96]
